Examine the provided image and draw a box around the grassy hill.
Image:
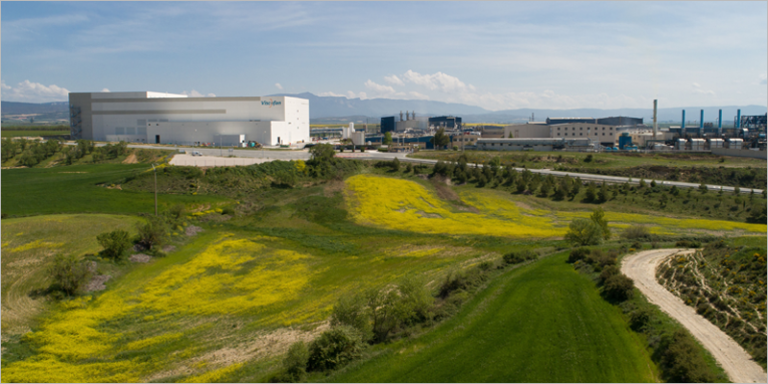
[2,158,759,382]
[327,250,657,382]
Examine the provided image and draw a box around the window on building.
[580,133,583,136]
[557,133,560,136]
[602,133,605,136]
[580,127,583,130]
[557,127,560,130]
[610,127,613,130]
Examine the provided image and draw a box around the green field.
[327,251,657,383]
[1,164,229,217]
[2,158,751,382]
[1,130,69,138]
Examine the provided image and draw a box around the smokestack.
[400,111,403,122]
[718,109,722,136]
[736,109,741,129]
[653,99,658,140]
[412,111,416,120]
[700,110,704,134]
[682,110,686,130]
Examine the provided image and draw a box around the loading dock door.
[155,135,160,144]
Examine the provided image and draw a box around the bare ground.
[621,249,767,383]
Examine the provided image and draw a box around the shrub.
[598,265,620,285]
[590,207,611,240]
[438,267,487,299]
[564,218,604,246]
[136,216,169,250]
[48,254,92,296]
[660,330,716,382]
[279,341,309,382]
[393,274,434,326]
[503,249,537,264]
[221,206,235,216]
[168,204,186,221]
[96,229,132,261]
[306,326,363,372]
[675,240,701,248]
[603,274,634,302]
[621,225,650,240]
[567,247,590,263]
[273,171,297,188]
[629,307,652,331]
[365,287,400,343]
[331,293,372,342]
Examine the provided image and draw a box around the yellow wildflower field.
[345,174,767,237]
[1,234,313,383]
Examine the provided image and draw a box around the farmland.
[2,154,764,382]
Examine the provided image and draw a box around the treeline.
[1,125,70,131]
[271,248,541,382]
[559,165,767,190]
[567,246,724,383]
[1,137,62,166]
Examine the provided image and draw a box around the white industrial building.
[68,91,309,146]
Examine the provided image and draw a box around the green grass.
[327,251,656,383]
[1,164,229,217]
[1,214,144,335]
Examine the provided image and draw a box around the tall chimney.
[653,99,658,140]
[400,111,403,122]
[718,109,722,136]
[682,110,686,130]
[700,109,704,133]
[736,109,741,129]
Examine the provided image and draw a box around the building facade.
[68,91,309,146]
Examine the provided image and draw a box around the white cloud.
[181,90,215,97]
[101,88,111,92]
[1,82,11,90]
[347,91,368,100]
[364,80,396,95]
[275,83,284,90]
[0,80,69,102]
[409,91,430,100]
[692,82,701,88]
[384,75,404,86]
[402,70,470,93]
[318,91,346,97]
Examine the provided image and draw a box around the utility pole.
[152,164,158,216]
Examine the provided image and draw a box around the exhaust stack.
[653,99,658,140]
[718,109,722,136]
[682,110,686,130]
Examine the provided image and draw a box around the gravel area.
[85,275,111,292]
[162,245,176,253]
[129,253,152,263]
[621,249,767,383]
[185,225,203,237]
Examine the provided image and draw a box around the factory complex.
[68,91,310,147]
[66,91,765,155]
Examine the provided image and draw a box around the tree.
[597,182,608,203]
[570,178,582,198]
[136,216,169,250]
[383,131,393,146]
[603,274,634,302]
[659,193,669,207]
[733,186,740,196]
[564,218,604,246]
[639,179,647,188]
[48,254,92,296]
[281,341,309,382]
[584,182,597,202]
[390,157,400,172]
[365,287,399,343]
[97,230,132,261]
[331,293,372,342]
[431,127,450,149]
[698,182,708,194]
[670,185,680,197]
[589,207,611,240]
[553,185,566,200]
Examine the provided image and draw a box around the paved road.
[621,249,767,383]
[67,142,763,194]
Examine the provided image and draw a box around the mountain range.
[2,95,765,125]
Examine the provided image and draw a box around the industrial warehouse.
[68,91,310,147]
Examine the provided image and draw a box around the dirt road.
[621,248,766,383]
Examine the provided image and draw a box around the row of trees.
[1,138,63,166]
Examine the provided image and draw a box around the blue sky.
[2,1,766,110]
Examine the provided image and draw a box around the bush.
[603,274,634,302]
[48,254,92,296]
[136,216,169,250]
[365,287,399,343]
[96,229,132,261]
[503,249,537,264]
[675,240,701,248]
[438,267,487,299]
[621,225,650,240]
[598,265,620,285]
[279,341,309,382]
[394,274,434,326]
[331,293,372,342]
[567,247,590,263]
[564,218,604,246]
[660,330,716,382]
[629,307,652,331]
[390,157,400,172]
[306,326,363,372]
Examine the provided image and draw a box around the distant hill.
[3,96,764,125]
[1,101,69,115]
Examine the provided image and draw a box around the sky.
[1,1,766,111]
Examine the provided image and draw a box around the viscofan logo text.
[261,100,282,107]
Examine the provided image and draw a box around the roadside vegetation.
[657,237,767,368]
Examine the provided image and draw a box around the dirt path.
[621,249,766,383]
